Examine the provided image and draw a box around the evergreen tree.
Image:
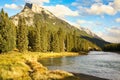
[49,32,54,52]
[17,17,28,52]
[58,28,65,52]
[73,30,77,51]
[28,27,35,51]
[0,9,16,53]
[40,25,48,52]
[32,21,41,52]
[52,32,60,52]
[66,34,70,52]
[47,31,52,52]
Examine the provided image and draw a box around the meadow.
[0,51,80,80]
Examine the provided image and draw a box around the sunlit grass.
[0,51,80,80]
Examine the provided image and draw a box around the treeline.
[0,9,16,53]
[0,9,99,53]
[103,43,120,51]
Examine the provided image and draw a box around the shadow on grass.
[58,76,80,80]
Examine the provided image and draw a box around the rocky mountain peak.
[24,3,43,13]
[11,3,55,26]
[25,3,32,9]
[24,3,54,16]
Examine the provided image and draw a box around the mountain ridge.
[10,3,109,49]
[11,3,101,39]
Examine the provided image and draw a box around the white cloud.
[112,0,120,11]
[86,3,116,15]
[4,4,23,10]
[25,0,49,5]
[97,27,120,43]
[72,0,120,15]
[43,5,79,19]
[77,20,93,24]
[115,18,120,23]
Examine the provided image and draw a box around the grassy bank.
[0,51,80,80]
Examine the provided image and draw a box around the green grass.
[0,51,80,80]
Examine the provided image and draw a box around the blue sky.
[0,0,120,43]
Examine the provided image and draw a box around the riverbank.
[0,51,80,80]
[72,73,109,80]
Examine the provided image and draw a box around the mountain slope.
[10,3,109,50]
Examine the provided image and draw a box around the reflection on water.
[39,51,120,80]
[40,56,75,66]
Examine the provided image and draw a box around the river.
[39,51,120,80]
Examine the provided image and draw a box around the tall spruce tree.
[40,25,48,52]
[17,17,28,52]
[73,30,77,51]
[28,27,35,51]
[32,20,41,52]
[47,31,52,52]
[65,33,74,52]
[0,9,16,53]
[65,34,70,52]
[49,32,54,52]
[58,28,65,52]
[52,32,60,52]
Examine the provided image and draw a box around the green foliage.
[103,43,120,51]
[58,28,65,52]
[40,25,48,52]
[65,33,74,52]
[0,8,105,53]
[0,9,16,53]
[52,32,60,52]
[17,17,28,52]
[32,19,41,52]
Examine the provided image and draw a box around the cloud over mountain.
[43,5,79,19]
[4,4,23,10]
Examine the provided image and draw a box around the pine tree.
[0,9,16,53]
[58,28,65,52]
[49,32,54,52]
[28,27,35,51]
[17,17,28,52]
[73,30,77,51]
[52,32,60,52]
[47,31,52,52]
[66,34,70,52]
[32,21,41,52]
[40,25,48,52]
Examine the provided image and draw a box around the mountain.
[11,3,100,38]
[10,3,109,51]
[11,3,55,26]
[78,27,102,39]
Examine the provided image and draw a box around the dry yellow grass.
[0,51,80,80]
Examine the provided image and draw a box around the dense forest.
[103,43,120,51]
[0,9,104,53]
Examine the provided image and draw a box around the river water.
[39,51,120,80]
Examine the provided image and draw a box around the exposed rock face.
[83,28,102,39]
[11,5,34,26]
[11,3,54,26]
[25,3,32,9]
[74,26,101,39]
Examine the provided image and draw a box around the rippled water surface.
[39,51,120,80]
